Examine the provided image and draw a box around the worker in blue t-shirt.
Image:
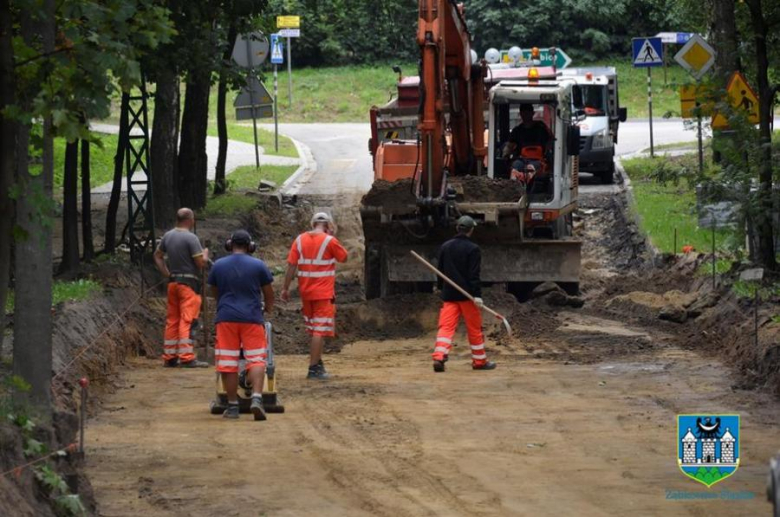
[207,230,275,421]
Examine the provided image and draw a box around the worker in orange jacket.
[281,212,348,379]
[432,215,496,372]
[153,208,209,368]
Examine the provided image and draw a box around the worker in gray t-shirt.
[153,208,210,368]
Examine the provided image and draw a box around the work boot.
[472,361,497,371]
[433,360,446,373]
[163,358,179,368]
[223,403,240,419]
[307,362,330,380]
[180,359,209,368]
[250,396,267,421]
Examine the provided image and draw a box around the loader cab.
[487,80,578,209]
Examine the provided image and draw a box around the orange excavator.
[361,0,584,299]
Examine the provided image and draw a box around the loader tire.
[600,163,615,185]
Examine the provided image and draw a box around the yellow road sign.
[277,15,300,29]
[679,84,713,119]
[674,34,715,80]
[711,71,759,129]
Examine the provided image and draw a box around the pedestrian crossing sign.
[632,37,663,68]
[270,33,284,65]
[711,71,759,129]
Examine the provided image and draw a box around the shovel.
[410,250,512,335]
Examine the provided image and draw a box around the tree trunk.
[60,140,80,275]
[711,0,740,85]
[178,69,211,210]
[0,0,16,353]
[214,25,238,196]
[150,68,181,229]
[746,0,777,270]
[81,138,94,261]
[14,0,54,411]
[105,93,129,254]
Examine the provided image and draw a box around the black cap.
[230,229,252,245]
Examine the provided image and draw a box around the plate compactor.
[210,321,285,415]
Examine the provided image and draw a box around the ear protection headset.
[224,233,257,253]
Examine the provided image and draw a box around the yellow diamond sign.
[674,34,716,80]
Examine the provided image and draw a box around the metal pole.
[697,110,704,175]
[674,227,677,255]
[712,224,716,289]
[274,64,279,153]
[78,378,89,455]
[287,36,293,107]
[245,36,260,168]
[754,283,759,348]
[663,43,668,86]
[647,67,654,157]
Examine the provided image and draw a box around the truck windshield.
[580,85,607,116]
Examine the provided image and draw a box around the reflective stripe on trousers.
[163,283,201,363]
[431,300,487,365]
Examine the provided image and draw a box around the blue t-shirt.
[207,254,274,324]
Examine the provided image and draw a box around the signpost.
[632,37,664,157]
[740,268,764,349]
[679,83,713,174]
[270,33,284,153]
[232,32,270,167]
[711,71,759,130]
[277,15,301,107]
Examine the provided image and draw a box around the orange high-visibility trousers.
[432,301,488,366]
[164,283,201,363]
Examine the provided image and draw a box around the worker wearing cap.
[208,230,275,420]
[432,216,496,372]
[154,208,209,368]
[281,212,348,379]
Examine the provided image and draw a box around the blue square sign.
[632,37,663,68]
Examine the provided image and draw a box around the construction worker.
[503,103,551,158]
[432,215,496,372]
[207,230,275,420]
[280,212,348,379]
[154,208,209,368]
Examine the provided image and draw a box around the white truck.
[559,67,627,184]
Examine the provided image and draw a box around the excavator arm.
[417,0,485,197]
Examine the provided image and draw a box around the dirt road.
[86,313,777,516]
[84,179,778,515]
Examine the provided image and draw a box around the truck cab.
[559,67,627,184]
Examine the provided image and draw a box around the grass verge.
[202,164,298,218]
[209,125,298,158]
[31,133,119,190]
[622,153,730,254]
[5,279,102,314]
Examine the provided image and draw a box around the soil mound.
[449,176,525,203]
[361,179,416,212]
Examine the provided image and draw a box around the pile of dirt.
[361,179,416,212]
[449,176,525,203]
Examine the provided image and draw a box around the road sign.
[519,47,572,69]
[235,104,274,121]
[674,34,715,80]
[740,268,765,282]
[632,37,663,67]
[279,28,300,38]
[270,34,284,65]
[712,71,760,129]
[235,77,273,107]
[655,32,694,44]
[277,15,300,28]
[679,84,713,118]
[232,32,269,69]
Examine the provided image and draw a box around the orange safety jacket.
[287,231,348,300]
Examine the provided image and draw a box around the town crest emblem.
[678,415,740,487]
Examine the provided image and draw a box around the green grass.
[609,61,689,119]
[31,132,119,190]
[226,164,299,189]
[5,279,102,314]
[622,154,730,254]
[210,125,298,158]
[202,193,258,218]
[731,280,780,301]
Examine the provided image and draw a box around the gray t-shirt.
[158,228,203,276]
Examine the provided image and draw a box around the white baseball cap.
[311,212,333,227]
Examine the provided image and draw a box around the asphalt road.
[268,120,694,196]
